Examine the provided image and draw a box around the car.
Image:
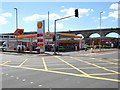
[58,46,65,51]
[45,45,53,51]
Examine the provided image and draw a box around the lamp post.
[14,8,18,46]
[48,11,49,44]
[100,11,103,51]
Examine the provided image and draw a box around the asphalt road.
[0,49,119,88]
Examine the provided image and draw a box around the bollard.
[75,46,77,51]
[91,48,93,53]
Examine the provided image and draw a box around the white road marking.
[30,82,34,84]
[22,79,26,82]
[38,85,42,87]
[11,76,14,77]
[6,74,8,76]
[16,77,19,79]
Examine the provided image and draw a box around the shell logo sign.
[37,20,45,53]
[37,22,42,29]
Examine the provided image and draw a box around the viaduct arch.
[59,28,120,42]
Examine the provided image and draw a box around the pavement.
[0,48,119,56]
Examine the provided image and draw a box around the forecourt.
[0,50,119,88]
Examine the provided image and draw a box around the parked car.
[45,45,53,51]
[58,46,65,51]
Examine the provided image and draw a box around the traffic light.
[75,9,79,17]
[53,35,55,41]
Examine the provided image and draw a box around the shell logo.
[37,22,42,29]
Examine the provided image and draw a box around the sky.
[0,2,119,38]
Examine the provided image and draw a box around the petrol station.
[14,31,84,53]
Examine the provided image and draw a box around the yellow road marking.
[114,59,118,61]
[88,73,119,75]
[19,58,29,67]
[55,56,89,76]
[2,61,11,65]
[23,65,43,66]
[89,58,118,65]
[90,58,95,59]
[42,57,48,71]
[49,66,120,70]
[0,64,119,82]
[71,57,119,74]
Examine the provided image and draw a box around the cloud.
[61,6,64,8]
[56,23,64,29]
[50,22,64,29]
[97,26,106,29]
[0,16,8,24]
[109,11,118,19]
[98,16,108,20]
[23,13,61,22]
[98,10,118,21]
[1,13,12,17]
[0,12,12,25]
[60,8,93,18]
[91,9,94,12]
[23,14,40,22]
[49,13,61,20]
[110,3,118,10]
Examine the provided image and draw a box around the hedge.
[87,45,111,48]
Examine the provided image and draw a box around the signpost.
[37,20,45,53]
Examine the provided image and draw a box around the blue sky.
[0,2,119,38]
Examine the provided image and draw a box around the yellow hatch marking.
[42,57,48,71]
[71,57,119,74]
[55,56,89,76]
[0,64,120,82]
[2,61,11,65]
[19,58,29,67]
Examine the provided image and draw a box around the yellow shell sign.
[37,22,42,29]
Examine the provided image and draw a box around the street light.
[14,8,18,47]
[100,11,103,51]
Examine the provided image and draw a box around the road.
[0,49,119,88]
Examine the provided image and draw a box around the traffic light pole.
[54,20,57,55]
[53,15,75,55]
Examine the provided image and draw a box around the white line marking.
[16,77,19,79]
[22,79,26,82]
[11,76,14,77]
[30,82,34,84]
[38,85,42,87]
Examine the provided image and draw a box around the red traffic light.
[53,35,55,41]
